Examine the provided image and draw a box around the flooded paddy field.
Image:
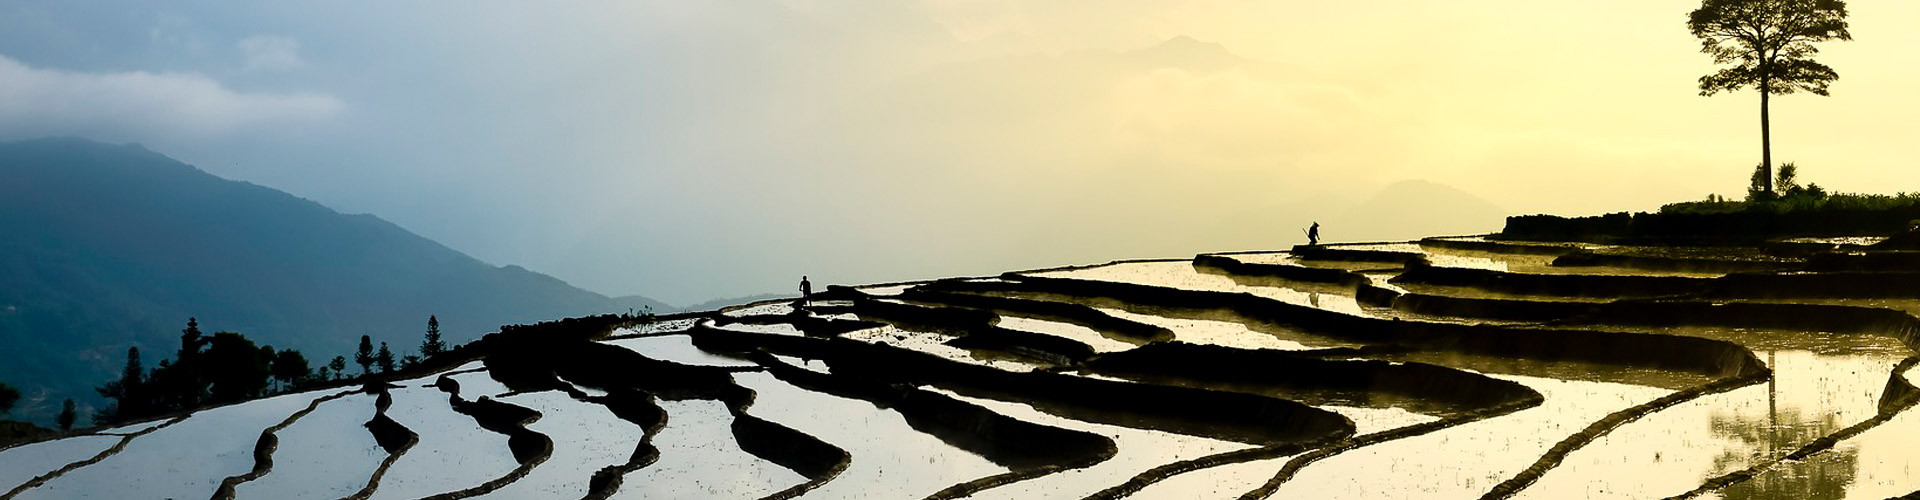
[7,237,1920,499]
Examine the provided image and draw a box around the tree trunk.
[1760,75,1772,194]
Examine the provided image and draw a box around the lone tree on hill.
[356,335,375,375]
[1687,0,1849,194]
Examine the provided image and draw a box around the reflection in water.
[1708,370,1860,500]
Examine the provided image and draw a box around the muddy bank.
[1807,251,1920,272]
[715,313,885,338]
[743,351,1116,472]
[1551,251,1793,273]
[833,294,1101,365]
[582,388,668,500]
[1388,292,1920,344]
[1707,271,1920,298]
[689,327,1355,447]
[212,390,363,500]
[1082,342,1542,414]
[1192,254,1371,287]
[1392,266,1712,298]
[1419,237,1578,256]
[730,413,848,481]
[898,288,1174,343]
[487,339,754,404]
[999,274,1765,378]
[1288,245,1424,265]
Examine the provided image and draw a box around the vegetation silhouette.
[356,335,375,376]
[56,399,75,431]
[0,381,16,415]
[421,315,447,358]
[1688,0,1850,194]
[90,318,329,425]
[375,342,396,373]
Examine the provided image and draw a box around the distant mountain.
[678,293,789,313]
[0,138,666,423]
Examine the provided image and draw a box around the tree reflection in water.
[1707,401,1859,499]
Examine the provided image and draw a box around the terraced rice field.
[5,236,1919,499]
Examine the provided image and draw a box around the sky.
[1,0,1916,305]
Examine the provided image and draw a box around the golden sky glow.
[2,1,1916,301]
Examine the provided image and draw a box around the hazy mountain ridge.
[0,137,667,422]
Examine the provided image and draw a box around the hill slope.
[0,137,666,422]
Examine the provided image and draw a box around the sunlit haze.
[2,0,1914,304]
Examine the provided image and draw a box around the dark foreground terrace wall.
[1083,342,1542,411]
[689,328,1356,447]
[997,274,1766,378]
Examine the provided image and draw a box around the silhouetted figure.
[1307,222,1321,246]
[799,276,813,308]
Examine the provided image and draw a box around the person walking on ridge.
[799,276,813,309]
[1307,222,1321,246]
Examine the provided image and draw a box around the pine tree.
[375,342,396,373]
[0,381,18,416]
[356,335,375,375]
[329,356,348,380]
[57,399,76,431]
[94,347,145,423]
[421,315,446,358]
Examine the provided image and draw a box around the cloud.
[237,35,305,72]
[0,53,340,139]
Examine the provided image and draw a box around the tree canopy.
[1687,0,1849,194]
[1688,0,1850,97]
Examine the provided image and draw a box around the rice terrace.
[8,216,1920,498]
[5,0,1920,498]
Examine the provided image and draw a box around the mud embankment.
[690,327,1356,447]
[995,274,1766,379]
[347,384,418,500]
[212,389,362,500]
[421,376,554,500]
[739,350,1117,472]
[1552,251,1793,273]
[896,289,1174,344]
[1392,266,1712,298]
[1082,342,1542,414]
[1289,245,1426,265]
[0,415,189,500]
[1807,251,1920,272]
[1397,258,1920,300]
[1418,237,1578,256]
[1387,292,1920,344]
[1192,254,1371,287]
[582,388,668,500]
[475,336,853,494]
[715,312,885,338]
[839,296,1099,365]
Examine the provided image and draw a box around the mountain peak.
[1125,35,1241,71]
